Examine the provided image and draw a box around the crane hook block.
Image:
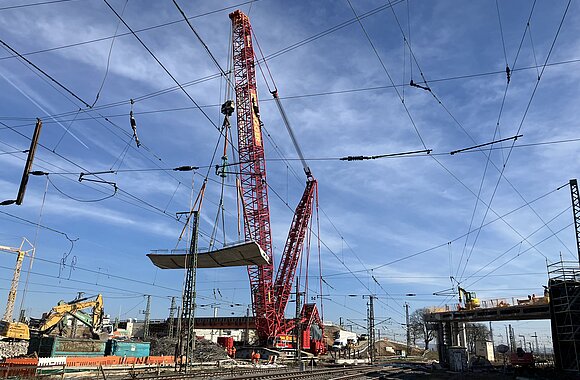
[221,100,235,116]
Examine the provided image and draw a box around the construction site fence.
[0,355,175,376]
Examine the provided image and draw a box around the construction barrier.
[66,355,124,367]
[0,363,37,378]
[0,354,175,375]
[38,357,66,367]
[2,358,38,365]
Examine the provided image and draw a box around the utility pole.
[489,322,495,358]
[295,279,302,362]
[0,119,42,206]
[519,335,526,350]
[178,211,200,372]
[245,305,250,345]
[365,295,375,364]
[405,303,410,356]
[71,291,84,338]
[168,296,176,339]
[569,179,580,264]
[532,332,539,353]
[505,325,509,348]
[143,295,151,340]
[509,324,516,351]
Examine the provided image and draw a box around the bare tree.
[466,323,490,353]
[409,308,435,350]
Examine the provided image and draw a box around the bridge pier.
[435,321,469,368]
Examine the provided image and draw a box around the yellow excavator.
[458,286,480,310]
[1,294,105,340]
[30,294,105,339]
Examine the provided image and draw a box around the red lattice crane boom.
[230,10,322,346]
[230,10,277,341]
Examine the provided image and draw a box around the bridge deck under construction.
[426,303,550,323]
[147,241,269,269]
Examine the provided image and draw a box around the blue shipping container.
[106,340,150,357]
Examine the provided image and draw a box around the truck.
[332,330,357,349]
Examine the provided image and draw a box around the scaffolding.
[548,261,580,373]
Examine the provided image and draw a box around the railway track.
[131,365,379,380]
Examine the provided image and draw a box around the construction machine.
[229,10,325,354]
[32,294,105,339]
[458,286,480,310]
[0,239,34,340]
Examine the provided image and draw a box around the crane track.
[132,365,379,380]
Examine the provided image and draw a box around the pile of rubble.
[149,336,229,362]
[190,338,229,362]
[0,341,28,359]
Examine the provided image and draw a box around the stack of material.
[149,337,229,362]
[0,341,29,359]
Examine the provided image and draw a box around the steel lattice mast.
[230,10,277,341]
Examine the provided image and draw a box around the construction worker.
[252,351,260,365]
[231,346,236,358]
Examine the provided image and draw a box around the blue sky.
[0,0,578,345]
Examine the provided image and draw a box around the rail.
[133,366,379,380]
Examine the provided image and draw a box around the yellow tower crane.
[0,238,34,339]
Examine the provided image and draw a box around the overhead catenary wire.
[457,0,572,282]
[91,0,129,107]
[323,183,567,277]
[455,0,538,279]
[4,56,580,128]
[346,0,427,150]
[0,0,78,11]
[345,0,562,283]
[382,0,573,276]
[0,39,91,108]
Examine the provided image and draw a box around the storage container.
[105,340,151,357]
[28,336,106,357]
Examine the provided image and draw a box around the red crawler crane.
[229,10,324,353]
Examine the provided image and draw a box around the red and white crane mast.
[229,10,278,341]
[230,10,322,349]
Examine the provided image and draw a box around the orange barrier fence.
[65,355,174,367]
[66,356,122,367]
[1,355,175,371]
[0,364,37,378]
[2,358,38,365]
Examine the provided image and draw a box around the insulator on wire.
[221,100,234,116]
[129,99,141,148]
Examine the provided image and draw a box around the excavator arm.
[37,294,103,335]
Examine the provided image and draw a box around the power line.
[346,0,427,150]
[0,0,78,11]
[0,39,91,108]
[0,1,260,62]
[458,0,572,282]
[324,183,566,277]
